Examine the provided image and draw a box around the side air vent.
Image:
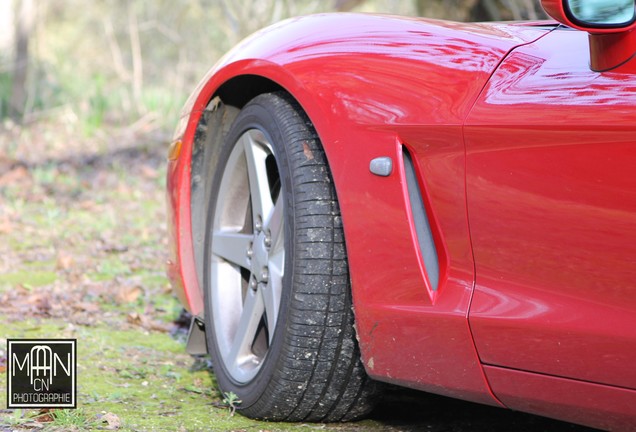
[403,149,440,291]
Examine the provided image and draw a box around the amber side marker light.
[168,140,182,161]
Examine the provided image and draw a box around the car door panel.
[483,365,636,430]
[465,29,636,389]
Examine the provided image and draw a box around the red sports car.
[166,0,636,429]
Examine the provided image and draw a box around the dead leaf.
[116,285,143,304]
[72,302,100,313]
[27,293,52,315]
[302,142,314,160]
[148,321,172,332]
[116,183,132,195]
[100,236,128,253]
[36,408,55,422]
[127,312,143,326]
[99,412,121,430]
[79,200,97,210]
[0,165,31,187]
[127,312,171,332]
[0,217,13,234]
[103,244,129,254]
[141,165,158,179]
[56,250,74,270]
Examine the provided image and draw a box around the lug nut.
[255,216,263,232]
[249,276,258,291]
[247,242,253,258]
[264,230,272,249]
[261,267,269,283]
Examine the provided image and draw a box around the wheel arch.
[214,74,286,109]
[187,69,340,317]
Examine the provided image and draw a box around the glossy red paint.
[484,365,636,431]
[166,8,636,430]
[588,29,636,72]
[167,114,204,313]
[166,13,548,405]
[466,28,636,391]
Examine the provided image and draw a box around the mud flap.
[186,317,207,355]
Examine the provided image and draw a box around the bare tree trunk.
[473,0,548,21]
[415,0,480,21]
[0,0,14,55]
[128,6,144,114]
[334,0,366,12]
[10,0,35,122]
[414,0,426,16]
[472,0,502,21]
[104,17,130,83]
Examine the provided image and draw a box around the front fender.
[167,12,549,403]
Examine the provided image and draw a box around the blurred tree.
[504,0,546,19]
[335,0,367,11]
[218,0,334,45]
[0,1,15,120]
[0,1,14,54]
[1,0,547,132]
[9,0,34,122]
[414,0,546,20]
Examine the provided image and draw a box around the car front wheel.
[203,92,379,421]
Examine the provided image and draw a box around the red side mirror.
[541,0,636,72]
[542,0,636,32]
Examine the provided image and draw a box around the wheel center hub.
[251,231,269,283]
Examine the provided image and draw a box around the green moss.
[0,270,57,288]
[89,257,131,281]
[0,316,394,431]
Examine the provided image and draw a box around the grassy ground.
[0,120,596,432]
[0,120,391,431]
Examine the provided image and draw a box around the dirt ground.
[0,122,597,431]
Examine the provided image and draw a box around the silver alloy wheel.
[203,93,378,421]
[209,128,284,384]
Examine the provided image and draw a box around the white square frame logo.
[7,339,76,409]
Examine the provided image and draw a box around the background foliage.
[1,0,546,138]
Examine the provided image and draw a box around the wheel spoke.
[265,195,284,252]
[211,231,252,269]
[263,250,284,342]
[226,288,265,376]
[242,132,273,225]
[263,195,284,340]
[211,128,285,384]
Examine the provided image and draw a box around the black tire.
[203,92,379,422]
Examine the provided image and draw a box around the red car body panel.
[484,365,636,431]
[466,28,636,391]
[166,11,636,430]
[168,13,548,406]
[463,27,636,429]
